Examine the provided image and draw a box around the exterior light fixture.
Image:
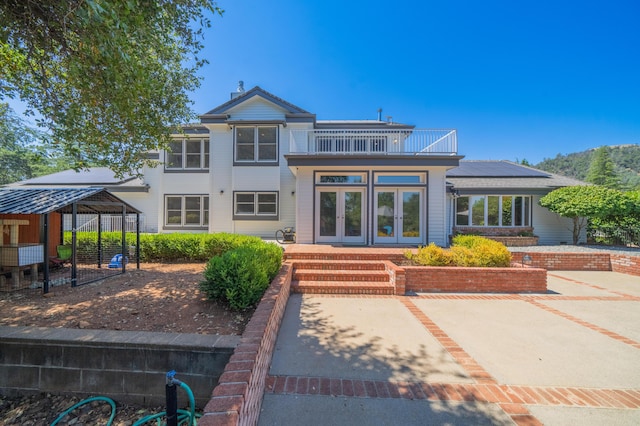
[522,254,533,267]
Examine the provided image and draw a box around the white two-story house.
[140,84,462,246]
[12,84,584,245]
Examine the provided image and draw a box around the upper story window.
[455,195,531,227]
[166,138,209,170]
[235,126,278,164]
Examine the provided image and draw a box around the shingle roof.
[0,188,142,215]
[202,86,312,115]
[446,161,586,192]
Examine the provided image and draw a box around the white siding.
[227,97,287,121]
[427,168,448,246]
[533,196,584,244]
[295,168,314,243]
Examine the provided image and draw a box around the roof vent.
[231,80,245,99]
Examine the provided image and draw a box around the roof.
[0,188,142,215]
[315,119,415,130]
[202,86,312,115]
[446,160,587,193]
[7,168,149,192]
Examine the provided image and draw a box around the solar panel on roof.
[447,161,550,177]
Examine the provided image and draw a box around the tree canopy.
[0,102,72,184]
[0,0,222,177]
[586,146,620,188]
[538,185,629,244]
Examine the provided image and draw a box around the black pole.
[97,213,102,268]
[71,203,77,287]
[121,205,126,273]
[136,213,140,269]
[43,213,50,294]
[165,382,178,426]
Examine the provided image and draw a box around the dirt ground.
[0,263,253,334]
[0,263,255,425]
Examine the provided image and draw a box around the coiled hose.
[50,377,198,426]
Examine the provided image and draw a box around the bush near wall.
[406,235,512,267]
[65,232,264,263]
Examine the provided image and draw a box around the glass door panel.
[343,191,362,238]
[401,191,420,238]
[316,189,365,243]
[376,191,396,242]
[374,188,423,244]
[319,192,337,238]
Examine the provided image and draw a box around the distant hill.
[534,144,640,190]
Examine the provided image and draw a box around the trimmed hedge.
[65,232,264,262]
[406,235,512,267]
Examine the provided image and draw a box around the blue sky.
[193,0,639,164]
[7,1,639,165]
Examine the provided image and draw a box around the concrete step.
[293,269,390,282]
[291,280,395,295]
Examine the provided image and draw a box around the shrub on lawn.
[406,236,512,267]
[200,241,283,310]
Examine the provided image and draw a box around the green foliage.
[536,145,640,190]
[539,185,629,244]
[405,243,453,266]
[586,146,620,188]
[0,103,71,184]
[0,1,223,177]
[66,232,263,263]
[405,236,512,267]
[200,242,283,310]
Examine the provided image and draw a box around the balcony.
[289,129,457,155]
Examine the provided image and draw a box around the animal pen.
[0,187,141,293]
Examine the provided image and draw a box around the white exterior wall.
[209,125,234,233]
[294,168,314,243]
[427,168,448,246]
[532,195,584,244]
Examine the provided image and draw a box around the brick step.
[291,260,386,271]
[293,269,390,282]
[292,280,396,295]
[285,253,406,262]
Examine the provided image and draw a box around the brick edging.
[199,262,293,426]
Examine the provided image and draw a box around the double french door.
[316,188,366,244]
[374,188,423,244]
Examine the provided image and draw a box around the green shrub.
[200,241,283,310]
[406,236,512,267]
[405,243,453,266]
[65,231,264,263]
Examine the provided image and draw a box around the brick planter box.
[404,264,547,293]
[485,236,539,247]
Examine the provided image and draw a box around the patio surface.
[258,270,640,425]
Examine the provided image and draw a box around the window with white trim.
[455,195,531,227]
[234,192,278,219]
[165,138,209,170]
[165,195,209,227]
[235,126,278,163]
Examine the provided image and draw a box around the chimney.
[377,108,382,121]
[231,80,245,99]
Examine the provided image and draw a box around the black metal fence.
[587,226,640,248]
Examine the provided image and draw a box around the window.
[165,138,209,170]
[234,192,278,219]
[165,195,209,227]
[456,195,531,227]
[235,126,278,163]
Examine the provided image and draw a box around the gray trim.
[163,169,210,173]
[199,115,228,124]
[226,120,286,125]
[175,127,209,135]
[285,114,316,123]
[233,125,279,166]
[456,188,550,196]
[107,185,150,193]
[162,226,208,231]
[232,190,280,221]
[202,86,312,115]
[286,155,463,167]
[145,152,160,160]
[315,122,415,130]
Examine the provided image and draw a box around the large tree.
[586,146,620,188]
[539,185,628,244]
[0,0,221,177]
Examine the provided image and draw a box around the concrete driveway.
[258,271,640,425]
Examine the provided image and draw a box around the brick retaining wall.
[404,265,547,293]
[199,262,293,426]
[611,254,640,276]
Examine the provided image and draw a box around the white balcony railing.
[289,129,457,155]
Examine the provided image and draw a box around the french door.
[316,188,366,244]
[374,188,423,244]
